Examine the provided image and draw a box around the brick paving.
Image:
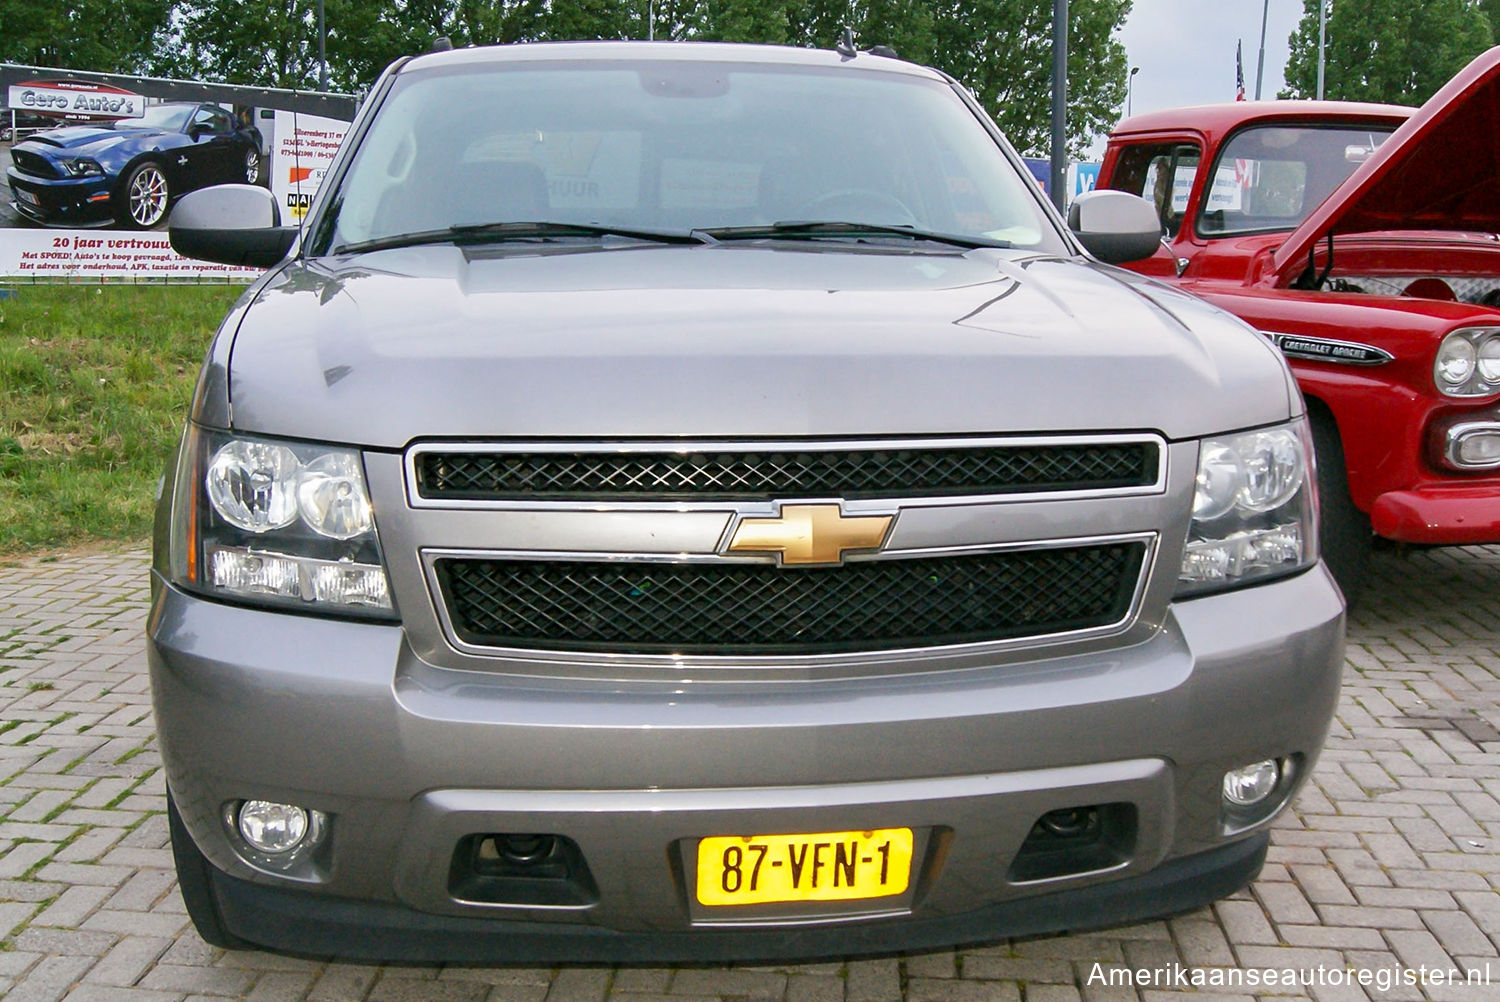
[0,544,1496,1001]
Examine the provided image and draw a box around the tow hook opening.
[448,832,600,908]
[1008,803,1137,883]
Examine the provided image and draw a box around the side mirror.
[169,185,298,268]
[1067,190,1165,265]
[189,123,213,140]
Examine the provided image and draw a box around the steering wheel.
[792,189,918,227]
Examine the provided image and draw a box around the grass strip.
[0,284,241,552]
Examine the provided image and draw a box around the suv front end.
[149,41,1345,962]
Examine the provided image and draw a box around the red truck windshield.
[1195,124,1397,237]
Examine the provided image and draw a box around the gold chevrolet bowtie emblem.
[727,504,893,566]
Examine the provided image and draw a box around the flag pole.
[1254,0,1268,99]
[1317,1,1327,99]
[1050,0,1067,212]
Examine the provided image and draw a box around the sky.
[1116,0,1306,117]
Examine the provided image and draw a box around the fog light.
[237,800,310,854]
[1223,760,1280,806]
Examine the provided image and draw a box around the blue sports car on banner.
[6,102,262,229]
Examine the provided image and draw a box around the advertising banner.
[270,110,349,222]
[1023,159,1102,205]
[8,80,145,120]
[1069,162,1101,201]
[2,67,354,281]
[0,228,262,279]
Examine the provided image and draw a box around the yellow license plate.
[695,828,913,906]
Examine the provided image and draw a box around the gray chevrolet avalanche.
[151,41,1346,962]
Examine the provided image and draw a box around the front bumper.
[6,166,114,226]
[1370,483,1500,544]
[148,564,1345,961]
[204,834,1267,963]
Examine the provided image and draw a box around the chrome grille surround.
[384,435,1177,671]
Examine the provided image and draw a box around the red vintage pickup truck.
[1098,48,1500,600]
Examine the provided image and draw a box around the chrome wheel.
[126,163,169,227]
[245,149,261,185]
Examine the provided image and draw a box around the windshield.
[319,59,1063,254]
[115,104,194,132]
[1196,124,1397,237]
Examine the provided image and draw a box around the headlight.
[169,426,395,618]
[59,157,105,177]
[205,440,301,532]
[1234,428,1304,512]
[1178,419,1318,596]
[296,453,374,539]
[1479,337,1500,383]
[1435,328,1500,397]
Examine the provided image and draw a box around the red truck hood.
[1272,44,1500,282]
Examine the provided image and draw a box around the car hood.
[1272,45,1500,282]
[18,125,153,155]
[222,244,1296,448]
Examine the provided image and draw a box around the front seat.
[449,160,551,225]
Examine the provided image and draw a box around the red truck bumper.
[1370,485,1500,544]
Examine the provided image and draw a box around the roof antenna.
[431,36,453,52]
[836,27,857,59]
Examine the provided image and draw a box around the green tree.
[472,0,1129,155]
[1282,0,1494,105]
[128,0,1128,157]
[535,0,644,40]
[926,0,1130,159]
[0,0,173,72]
[694,0,803,43]
[785,0,1129,158]
[321,1,433,86]
[786,0,855,45]
[839,0,938,63]
[155,1,358,89]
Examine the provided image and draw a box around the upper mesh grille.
[415,442,1158,501]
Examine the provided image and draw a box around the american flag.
[1236,40,1247,101]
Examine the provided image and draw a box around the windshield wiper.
[332,221,712,256]
[451,221,713,245]
[696,221,1011,250]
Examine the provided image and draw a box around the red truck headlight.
[1435,327,1500,397]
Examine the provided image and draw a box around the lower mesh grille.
[436,542,1146,655]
